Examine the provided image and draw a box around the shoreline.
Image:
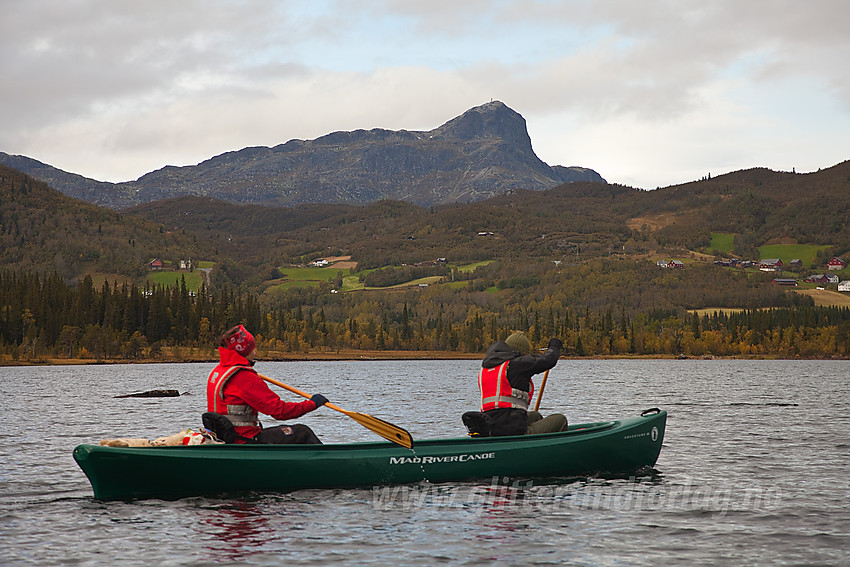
[1,349,484,366]
[1,350,831,366]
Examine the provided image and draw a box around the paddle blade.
[342,409,414,449]
[258,373,414,449]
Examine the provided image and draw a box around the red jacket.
[206,347,318,442]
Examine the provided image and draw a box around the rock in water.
[115,389,180,398]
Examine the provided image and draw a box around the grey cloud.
[1,0,847,186]
[1,2,296,130]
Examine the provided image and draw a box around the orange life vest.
[478,361,530,411]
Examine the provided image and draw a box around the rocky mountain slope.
[0,101,604,209]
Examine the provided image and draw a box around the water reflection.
[195,500,274,562]
[476,480,535,533]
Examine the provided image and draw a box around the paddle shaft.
[533,369,550,412]
[260,374,347,414]
[258,374,413,449]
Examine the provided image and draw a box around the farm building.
[758,259,783,271]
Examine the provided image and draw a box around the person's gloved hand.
[310,393,328,407]
[548,337,563,350]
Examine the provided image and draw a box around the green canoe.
[73,409,666,500]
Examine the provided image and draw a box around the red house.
[827,257,847,271]
[149,259,163,271]
[758,259,783,271]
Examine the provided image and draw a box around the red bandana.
[226,325,255,355]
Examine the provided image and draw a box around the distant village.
[707,256,850,291]
[148,258,192,271]
[146,254,850,294]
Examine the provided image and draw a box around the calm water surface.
[1,359,848,566]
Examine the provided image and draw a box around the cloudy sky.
[3,0,849,189]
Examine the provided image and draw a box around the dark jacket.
[481,338,561,436]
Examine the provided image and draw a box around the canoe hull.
[73,410,666,500]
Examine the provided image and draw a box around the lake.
[1,359,848,565]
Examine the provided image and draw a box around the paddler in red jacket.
[206,324,327,444]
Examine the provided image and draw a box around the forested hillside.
[621,161,850,256]
[3,160,850,361]
[0,165,205,280]
[128,161,850,290]
[8,265,850,362]
[128,182,636,279]
[6,160,849,290]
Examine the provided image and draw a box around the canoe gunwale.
[75,419,621,456]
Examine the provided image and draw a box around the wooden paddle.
[533,369,550,412]
[258,374,414,449]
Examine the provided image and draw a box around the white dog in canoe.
[100,429,221,447]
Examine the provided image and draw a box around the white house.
[839,281,850,292]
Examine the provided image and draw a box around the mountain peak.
[431,101,533,151]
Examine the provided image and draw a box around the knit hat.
[505,331,531,354]
[223,324,255,356]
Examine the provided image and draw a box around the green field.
[378,275,443,289]
[709,232,735,254]
[341,275,365,291]
[268,266,355,292]
[266,261,494,293]
[278,266,350,280]
[689,307,747,316]
[147,270,205,291]
[758,243,829,266]
[455,260,493,273]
